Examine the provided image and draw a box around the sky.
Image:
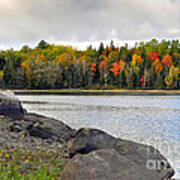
[0,0,179,50]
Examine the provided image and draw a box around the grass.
[11,89,180,95]
[0,149,66,180]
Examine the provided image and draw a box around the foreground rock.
[63,128,174,179]
[0,91,24,120]
[60,149,173,180]
[65,128,116,157]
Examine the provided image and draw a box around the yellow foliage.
[169,66,179,78]
[165,66,179,88]
[131,54,144,66]
[99,55,108,63]
[0,71,3,83]
[165,76,174,87]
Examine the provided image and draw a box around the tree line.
[0,39,179,89]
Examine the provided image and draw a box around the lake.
[17,95,180,178]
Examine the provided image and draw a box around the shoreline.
[0,112,175,179]
[11,89,180,96]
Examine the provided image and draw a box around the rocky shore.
[0,91,176,179]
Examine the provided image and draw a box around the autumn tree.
[165,66,179,89]
[1,39,179,90]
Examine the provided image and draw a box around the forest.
[0,39,179,90]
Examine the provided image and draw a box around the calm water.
[17,95,180,178]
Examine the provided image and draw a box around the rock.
[0,112,76,150]
[10,122,23,133]
[65,128,116,157]
[114,138,174,179]
[27,124,55,139]
[60,148,174,180]
[23,113,76,143]
[64,128,174,179]
[114,138,169,166]
[0,91,24,120]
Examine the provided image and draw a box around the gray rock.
[65,128,116,157]
[64,128,174,179]
[114,138,169,166]
[23,113,76,143]
[0,91,24,120]
[60,148,173,180]
[114,138,174,179]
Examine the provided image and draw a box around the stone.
[0,91,24,120]
[64,128,174,179]
[114,138,174,179]
[65,128,116,157]
[23,113,76,143]
[60,148,174,180]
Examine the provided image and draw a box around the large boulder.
[0,91,24,120]
[65,128,116,157]
[64,128,174,179]
[60,149,174,180]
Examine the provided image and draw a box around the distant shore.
[10,89,180,96]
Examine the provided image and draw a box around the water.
[17,95,180,178]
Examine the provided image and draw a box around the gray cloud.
[0,0,179,49]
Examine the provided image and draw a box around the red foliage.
[141,75,145,87]
[148,52,159,63]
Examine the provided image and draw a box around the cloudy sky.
[0,0,179,50]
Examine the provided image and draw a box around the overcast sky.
[0,0,179,50]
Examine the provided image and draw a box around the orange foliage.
[108,47,113,52]
[119,59,126,71]
[90,63,96,72]
[58,53,74,66]
[21,62,31,77]
[161,54,173,67]
[109,59,126,77]
[153,59,163,74]
[110,62,120,77]
[41,54,47,62]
